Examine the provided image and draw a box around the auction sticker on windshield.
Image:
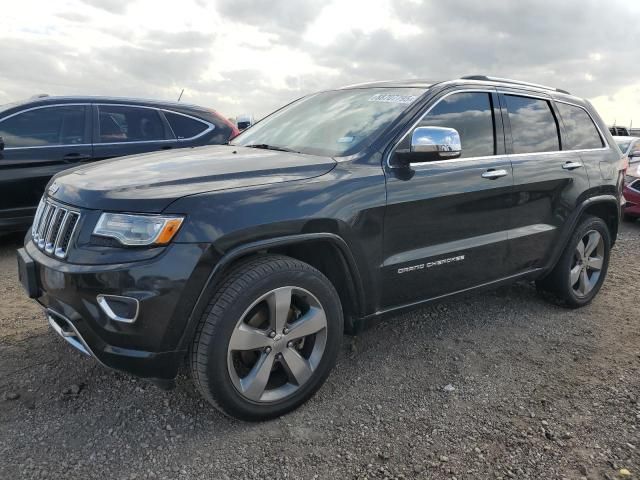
[368,93,418,104]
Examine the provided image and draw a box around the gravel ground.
[1,223,639,480]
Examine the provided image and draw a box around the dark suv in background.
[18,76,624,420]
[0,96,239,233]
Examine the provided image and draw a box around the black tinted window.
[556,103,604,150]
[165,111,209,139]
[505,95,559,154]
[98,106,165,143]
[0,105,86,148]
[418,92,495,158]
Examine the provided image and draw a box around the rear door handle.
[63,153,91,162]
[562,161,583,170]
[481,169,508,179]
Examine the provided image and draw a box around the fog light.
[97,295,139,323]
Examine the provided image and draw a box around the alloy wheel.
[570,229,604,297]
[227,286,328,403]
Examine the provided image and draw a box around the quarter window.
[0,105,86,148]
[98,106,165,143]
[416,92,496,158]
[556,103,604,150]
[165,111,209,139]
[504,95,560,154]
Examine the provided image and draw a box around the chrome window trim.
[0,103,90,150]
[95,103,215,145]
[160,108,215,141]
[4,143,93,151]
[386,88,613,169]
[385,88,498,169]
[552,98,610,151]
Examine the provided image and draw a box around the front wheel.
[536,216,611,308]
[190,255,343,421]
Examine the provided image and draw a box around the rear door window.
[556,102,604,150]
[164,111,209,139]
[0,105,86,148]
[504,95,560,154]
[97,105,166,143]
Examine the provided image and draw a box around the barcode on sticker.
[368,94,417,104]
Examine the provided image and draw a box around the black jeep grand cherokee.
[18,76,624,420]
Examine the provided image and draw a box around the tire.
[190,254,343,421]
[536,216,611,308]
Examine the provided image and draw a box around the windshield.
[231,87,427,157]
[616,139,632,153]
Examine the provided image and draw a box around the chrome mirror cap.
[410,126,462,159]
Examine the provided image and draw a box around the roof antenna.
[177,88,184,102]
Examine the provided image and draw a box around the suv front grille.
[31,198,81,259]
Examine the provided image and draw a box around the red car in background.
[623,166,640,221]
[614,136,640,221]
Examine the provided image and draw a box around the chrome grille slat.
[32,199,45,238]
[31,197,81,259]
[45,208,67,254]
[37,205,55,248]
[43,205,60,250]
[35,203,51,242]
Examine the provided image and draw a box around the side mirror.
[408,126,461,162]
[629,150,640,158]
[0,137,4,151]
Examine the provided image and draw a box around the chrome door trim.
[562,162,583,170]
[481,169,508,179]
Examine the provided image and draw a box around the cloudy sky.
[1,0,639,126]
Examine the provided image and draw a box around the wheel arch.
[543,194,620,276]
[178,233,365,352]
[581,198,619,245]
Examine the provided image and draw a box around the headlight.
[93,213,184,246]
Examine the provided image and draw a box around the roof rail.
[460,75,570,95]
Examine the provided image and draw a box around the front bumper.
[18,240,209,380]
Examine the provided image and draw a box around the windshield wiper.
[245,144,301,154]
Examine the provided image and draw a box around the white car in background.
[236,114,254,131]
[613,135,640,165]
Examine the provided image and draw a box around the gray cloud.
[2,0,640,122]
[215,0,325,41]
[81,0,130,14]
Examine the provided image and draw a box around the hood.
[49,145,336,212]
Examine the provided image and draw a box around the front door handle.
[562,161,583,170]
[481,169,508,179]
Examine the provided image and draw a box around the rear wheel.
[536,216,611,308]
[190,255,343,420]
